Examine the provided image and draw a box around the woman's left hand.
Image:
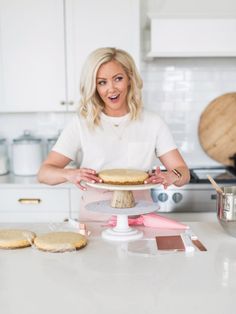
[144,167,178,189]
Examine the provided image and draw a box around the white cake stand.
[85,182,159,242]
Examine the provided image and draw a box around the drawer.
[0,188,70,213]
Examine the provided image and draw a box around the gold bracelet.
[172,168,182,181]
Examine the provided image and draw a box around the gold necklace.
[106,120,130,140]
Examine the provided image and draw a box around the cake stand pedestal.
[85,182,158,242]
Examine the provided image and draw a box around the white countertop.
[0,173,70,188]
[0,219,235,314]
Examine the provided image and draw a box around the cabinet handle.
[18,198,41,204]
[60,101,74,106]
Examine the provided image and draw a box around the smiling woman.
[96,60,130,117]
[79,47,143,127]
[37,47,190,221]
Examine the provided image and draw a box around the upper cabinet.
[0,0,140,113]
[0,0,67,112]
[147,15,236,57]
[65,0,140,110]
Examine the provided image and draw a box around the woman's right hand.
[64,168,102,190]
[37,151,102,190]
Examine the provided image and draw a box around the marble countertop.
[0,220,235,314]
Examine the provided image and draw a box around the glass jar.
[12,130,43,176]
[0,138,9,175]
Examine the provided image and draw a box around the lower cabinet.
[69,187,82,220]
[0,187,71,222]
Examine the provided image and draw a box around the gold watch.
[172,168,182,181]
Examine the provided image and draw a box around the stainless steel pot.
[217,186,236,237]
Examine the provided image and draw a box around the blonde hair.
[79,47,143,127]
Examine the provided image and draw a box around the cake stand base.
[86,201,158,242]
[102,228,143,241]
[102,214,143,241]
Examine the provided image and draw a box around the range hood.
[147,15,236,57]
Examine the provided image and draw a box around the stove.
[190,167,236,184]
[151,166,236,213]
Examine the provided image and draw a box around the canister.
[0,138,9,175]
[12,130,43,176]
[217,186,236,237]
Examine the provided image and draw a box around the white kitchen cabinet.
[65,0,140,109]
[0,0,140,113]
[148,16,236,57]
[0,187,70,222]
[0,0,67,112]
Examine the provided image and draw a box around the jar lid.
[47,130,61,142]
[13,130,42,144]
[47,136,58,142]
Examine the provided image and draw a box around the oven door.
[151,185,217,212]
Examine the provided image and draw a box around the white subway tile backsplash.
[175,81,193,91]
[221,82,236,91]
[221,71,236,80]
[163,71,185,81]
[161,82,175,92]
[141,57,236,166]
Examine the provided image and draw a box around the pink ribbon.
[107,213,189,230]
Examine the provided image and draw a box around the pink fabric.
[107,213,189,230]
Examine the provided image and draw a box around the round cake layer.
[34,232,87,252]
[98,169,149,185]
[0,229,36,249]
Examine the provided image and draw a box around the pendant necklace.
[112,122,129,140]
[101,112,131,141]
[106,119,130,141]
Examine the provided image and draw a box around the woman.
[38,47,190,221]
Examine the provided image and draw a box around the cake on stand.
[85,182,158,241]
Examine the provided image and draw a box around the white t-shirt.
[53,109,177,171]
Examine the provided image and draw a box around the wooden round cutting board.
[198,92,236,166]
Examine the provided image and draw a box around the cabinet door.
[0,187,70,222]
[0,0,66,112]
[65,0,140,111]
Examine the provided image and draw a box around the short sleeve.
[52,116,81,160]
[155,118,177,157]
